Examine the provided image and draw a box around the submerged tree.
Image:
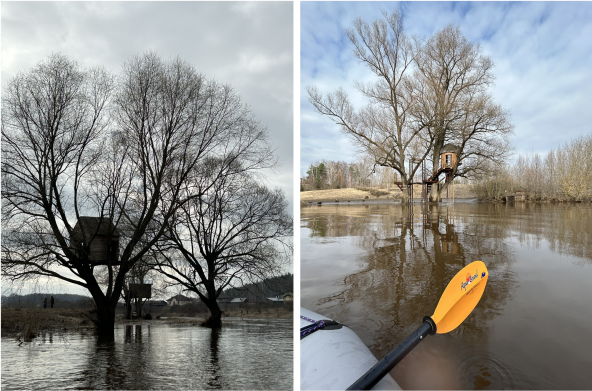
[1,53,271,337]
[152,155,293,328]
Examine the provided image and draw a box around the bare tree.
[152,156,293,328]
[307,10,427,200]
[1,53,255,337]
[413,25,513,200]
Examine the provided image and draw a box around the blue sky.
[300,2,592,176]
[2,2,293,296]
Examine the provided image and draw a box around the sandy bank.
[300,185,477,205]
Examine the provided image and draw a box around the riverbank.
[1,306,292,338]
[300,185,477,205]
[1,308,96,339]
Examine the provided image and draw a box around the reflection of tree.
[207,329,223,390]
[465,202,592,264]
[511,203,592,263]
[305,203,518,359]
[78,338,126,389]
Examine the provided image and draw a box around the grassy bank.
[1,308,97,339]
[1,306,293,339]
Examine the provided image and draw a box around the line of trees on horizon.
[221,273,293,301]
[303,157,394,191]
[303,157,471,192]
[474,134,592,201]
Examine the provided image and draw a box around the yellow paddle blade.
[431,260,488,334]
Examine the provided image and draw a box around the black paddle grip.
[346,317,436,390]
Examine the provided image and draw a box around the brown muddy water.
[1,319,292,390]
[301,201,592,390]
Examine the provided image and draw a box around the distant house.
[167,294,197,306]
[283,293,293,310]
[267,292,293,306]
[216,295,234,303]
[230,298,248,303]
[266,297,284,305]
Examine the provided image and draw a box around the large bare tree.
[412,25,513,200]
[152,155,293,328]
[1,53,258,337]
[308,14,513,202]
[307,11,427,200]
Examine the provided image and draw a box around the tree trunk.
[203,299,223,328]
[94,300,116,339]
[429,184,440,202]
[125,291,132,320]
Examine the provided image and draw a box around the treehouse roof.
[72,217,120,239]
[440,144,459,154]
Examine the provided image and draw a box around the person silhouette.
[43,297,47,309]
[50,296,54,309]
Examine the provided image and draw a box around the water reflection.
[1,320,292,390]
[208,328,222,389]
[308,204,516,345]
[301,202,592,389]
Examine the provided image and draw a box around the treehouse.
[440,144,459,169]
[70,217,120,265]
[129,281,152,299]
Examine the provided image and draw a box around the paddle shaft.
[346,321,433,390]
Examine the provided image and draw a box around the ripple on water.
[455,346,527,390]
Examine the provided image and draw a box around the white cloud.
[301,1,592,169]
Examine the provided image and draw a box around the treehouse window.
[446,154,452,167]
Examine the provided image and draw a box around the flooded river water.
[301,201,592,390]
[1,318,292,390]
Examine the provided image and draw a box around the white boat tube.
[300,308,401,390]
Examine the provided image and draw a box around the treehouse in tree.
[70,217,120,265]
[129,281,152,299]
[440,144,459,169]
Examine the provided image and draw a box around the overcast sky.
[2,1,293,203]
[301,1,592,176]
[1,1,293,296]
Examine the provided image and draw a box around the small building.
[216,295,234,303]
[167,294,196,306]
[230,298,248,303]
[515,190,526,202]
[266,297,284,305]
[440,144,459,169]
[70,217,120,265]
[129,281,152,299]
